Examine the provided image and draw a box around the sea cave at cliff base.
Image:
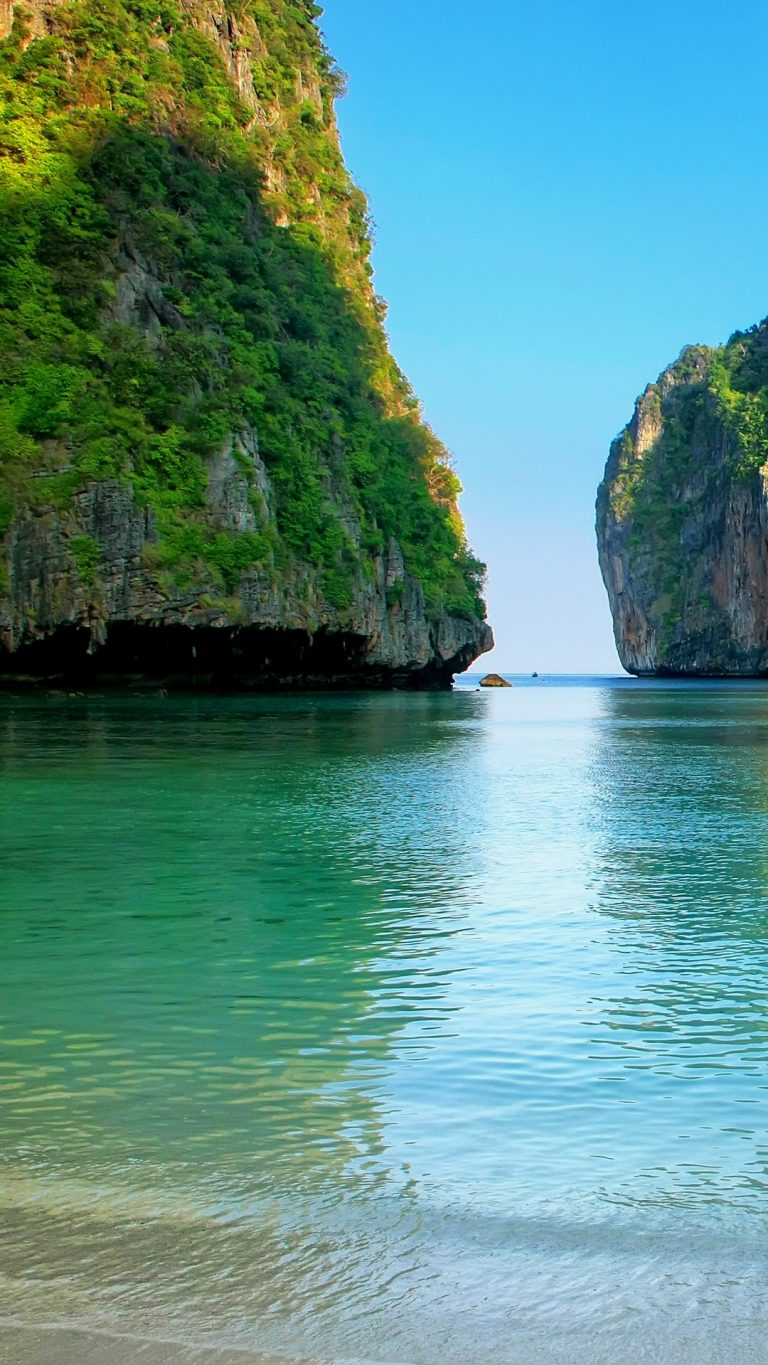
[0,622,474,691]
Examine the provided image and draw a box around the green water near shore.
[3,682,768,1362]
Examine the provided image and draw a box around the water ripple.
[4,686,768,1361]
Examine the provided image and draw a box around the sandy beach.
[0,1325,327,1365]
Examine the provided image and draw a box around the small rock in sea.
[479,673,512,688]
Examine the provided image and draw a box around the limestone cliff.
[0,0,491,687]
[597,327,768,675]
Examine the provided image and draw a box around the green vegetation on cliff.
[0,0,485,617]
[609,326,768,522]
[596,317,768,668]
[603,325,768,624]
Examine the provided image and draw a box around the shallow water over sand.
[3,680,768,1362]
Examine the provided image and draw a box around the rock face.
[0,0,491,688]
[2,471,491,687]
[597,327,768,675]
[479,673,511,688]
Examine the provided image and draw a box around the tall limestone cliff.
[597,323,768,675]
[0,0,491,687]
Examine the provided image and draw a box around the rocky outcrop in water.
[0,0,491,688]
[597,327,768,675]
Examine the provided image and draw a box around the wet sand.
[0,1325,325,1365]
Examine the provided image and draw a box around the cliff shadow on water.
[0,1,491,688]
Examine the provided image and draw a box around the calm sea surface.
[3,678,768,1363]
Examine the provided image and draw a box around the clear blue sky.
[320,0,768,673]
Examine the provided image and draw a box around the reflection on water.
[1,696,480,1185]
[586,686,768,1223]
[3,684,768,1362]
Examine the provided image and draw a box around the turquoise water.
[3,680,768,1362]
